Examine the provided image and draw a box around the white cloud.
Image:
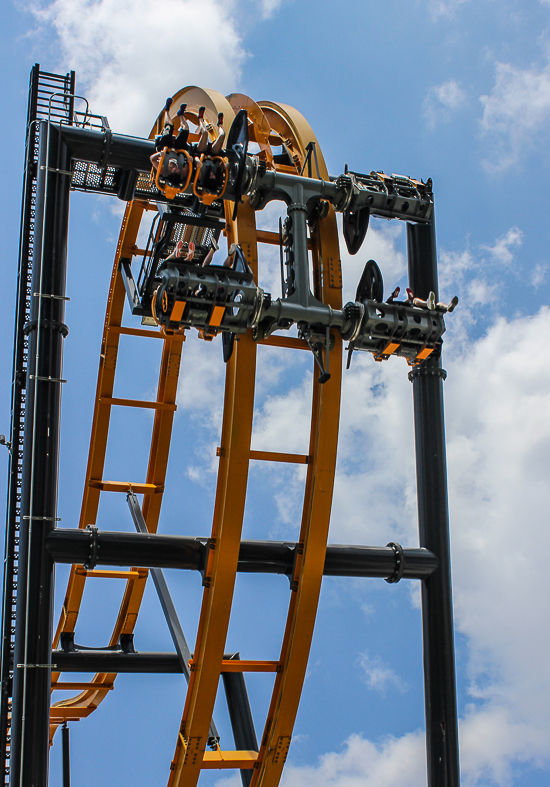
[437,227,524,349]
[251,375,312,456]
[446,310,550,737]
[32,0,246,134]
[281,731,427,787]
[358,651,407,695]
[331,356,417,547]
[427,0,469,19]
[424,80,467,128]
[260,0,284,18]
[530,262,548,287]
[480,59,550,171]
[481,227,523,266]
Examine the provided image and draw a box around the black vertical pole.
[222,654,259,787]
[0,64,41,781]
[10,120,71,787]
[407,217,460,787]
[62,723,71,787]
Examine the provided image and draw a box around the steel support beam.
[407,218,460,787]
[51,651,240,673]
[45,529,438,580]
[126,492,220,747]
[11,121,71,787]
[59,125,154,172]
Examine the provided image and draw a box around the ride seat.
[154,149,193,200]
[193,155,228,206]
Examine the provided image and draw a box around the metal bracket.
[16,663,51,669]
[408,366,447,382]
[300,141,321,179]
[24,319,69,338]
[98,128,113,170]
[33,292,70,301]
[28,375,67,384]
[385,542,405,584]
[83,525,99,570]
[39,166,73,177]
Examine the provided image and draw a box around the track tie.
[77,569,144,580]
[99,397,177,411]
[219,660,279,672]
[88,481,164,494]
[249,450,309,464]
[110,326,165,340]
[201,750,258,769]
[256,229,312,250]
[259,336,309,350]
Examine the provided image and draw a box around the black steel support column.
[407,218,460,787]
[0,64,41,784]
[222,653,259,787]
[11,121,71,787]
[61,723,70,787]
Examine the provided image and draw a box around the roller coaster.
[1,66,460,787]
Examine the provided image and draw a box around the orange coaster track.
[50,88,343,787]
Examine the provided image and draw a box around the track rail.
[50,88,342,787]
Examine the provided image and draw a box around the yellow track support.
[50,89,343,787]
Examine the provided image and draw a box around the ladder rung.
[202,750,258,769]
[110,326,165,340]
[100,397,177,412]
[78,569,143,580]
[88,481,164,495]
[259,336,309,350]
[249,450,309,465]
[256,229,312,250]
[220,660,279,673]
[51,682,114,691]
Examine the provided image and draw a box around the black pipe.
[46,528,207,571]
[52,651,183,673]
[59,125,154,172]
[222,654,259,787]
[11,120,71,787]
[51,651,240,673]
[407,219,460,787]
[45,529,438,580]
[62,723,70,787]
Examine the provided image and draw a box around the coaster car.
[150,247,257,347]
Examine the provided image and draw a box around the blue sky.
[1,1,550,786]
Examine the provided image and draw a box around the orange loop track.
[51,88,343,787]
